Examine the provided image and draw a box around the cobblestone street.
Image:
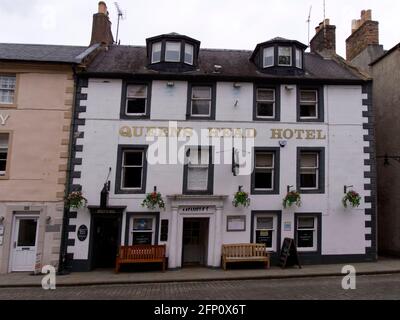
[0,274,399,300]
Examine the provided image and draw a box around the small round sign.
[77,225,88,242]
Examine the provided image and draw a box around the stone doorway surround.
[167,195,227,269]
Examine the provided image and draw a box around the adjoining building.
[64,8,376,272]
[0,42,100,273]
[346,10,400,257]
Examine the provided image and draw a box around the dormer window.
[263,47,274,68]
[151,42,162,63]
[165,42,181,62]
[278,47,292,66]
[295,48,303,68]
[184,44,194,65]
[147,33,200,71]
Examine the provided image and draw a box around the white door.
[11,216,39,272]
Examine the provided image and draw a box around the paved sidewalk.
[1,257,400,288]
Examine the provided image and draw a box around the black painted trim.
[294,212,322,262]
[253,84,281,121]
[115,145,149,194]
[68,225,77,232]
[124,212,160,245]
[362,82,377,260]
[71,259,91,272]
[297,85,324,122]
[251,147,280,195]
[120,80,152,120]
[296,147,325,194]
[186,83,216,120]
[250,210,282,264]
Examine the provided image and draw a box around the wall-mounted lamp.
[287,185,294,193]
[279,140,287,148]
[166,81,175,87]
[285,85,295,91]
[344,185,354,194]
[154,186,158,193]
[233,82,241,89]
[238,185,243,192]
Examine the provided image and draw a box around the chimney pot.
[310,19,336,55]
[90,2,114,46]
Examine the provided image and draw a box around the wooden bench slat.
[222,243,270,270]
[116,245,166,273]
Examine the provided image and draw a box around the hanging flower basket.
[283,191,301,208]
[141,192,166,210]
[342,190,361,208]
[65,191,87,209]
[233,190,251,208]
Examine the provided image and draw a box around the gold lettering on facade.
[271,129,283,139]
[317,130,326,140]
[270,128,326,140]
[119,126,132,137]
[283,129,294,140]
[305,130,316,140]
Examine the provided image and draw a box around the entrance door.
[11,216,39,272]
[91,215,120,269]
[182,218,209,266]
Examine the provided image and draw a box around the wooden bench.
[115,245,166,273]
[221,243,270,270]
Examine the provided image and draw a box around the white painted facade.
[67,79,372,270]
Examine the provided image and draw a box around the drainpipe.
[58,65,80,275]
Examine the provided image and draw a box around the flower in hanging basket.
[233,191,251,208]
[342,190,361,208]
[65,191,87,209]
[283,191,301,208]
[141,192,166,210]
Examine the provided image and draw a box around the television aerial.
[114,2,125,45]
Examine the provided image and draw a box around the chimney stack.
[310,19,336,56]
[346,10,379,61]
[90,1,114,46]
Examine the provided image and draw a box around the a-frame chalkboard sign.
[279,238,301,269]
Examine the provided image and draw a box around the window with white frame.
[299,152,319,190]
[256,88,275,118]
[254,215,276,251]
[131,217,155,245]
[186,147,210,192]
[126,84,148,115]
[254,152,274,191]
[295,48,303,68]
[278,47,292,66]
[165,42,181,62]
[0,133,9,176]
[190,86,212,117]
[0,75,16,104]
[184,43,194,65]
[121,150,144,190]
[296,216,317,251]
[151,42,162,63]
[263,47,274,67]
[299,90,318,119]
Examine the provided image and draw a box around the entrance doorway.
[91,214,121,269]
[182,218,209,266]
[10,214,39,272]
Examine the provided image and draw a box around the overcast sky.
[0,0,399,57]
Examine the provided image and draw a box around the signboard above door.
[179,206,214,214]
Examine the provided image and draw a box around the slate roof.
[0,43,93,64]
[85,45,366,82]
